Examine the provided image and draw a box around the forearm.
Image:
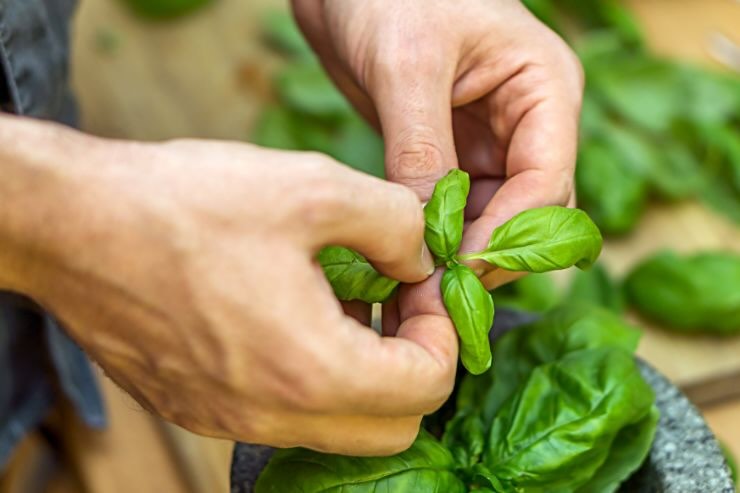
[0,115,103,297]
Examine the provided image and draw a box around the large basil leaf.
[424,169,470,262]
[576,406,659,493]
[480,348,655,493]
[318,247,399,303]
[442,264,494,375]
[625,251,740,334]
[254,430,466,493]
[567,263,625,314]
[464,206,602,272]
[471,305,642,425]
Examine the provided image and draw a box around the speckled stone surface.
[230,309,736,493]
[619,360,735,492]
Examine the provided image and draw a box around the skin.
[0,116,454,455]
[0,0,582,455]
[293,0,583,335]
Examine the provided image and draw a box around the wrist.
[0,115,111,298]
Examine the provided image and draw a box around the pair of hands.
[2,0,582,455]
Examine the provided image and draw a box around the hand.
[292,0,583,288]
[0,117,457,455]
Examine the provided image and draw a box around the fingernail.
[421,243,435,275]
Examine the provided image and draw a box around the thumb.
[369,59,458,200]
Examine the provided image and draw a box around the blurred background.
[1,0,738,491]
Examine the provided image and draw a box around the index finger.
[460,77,582,273]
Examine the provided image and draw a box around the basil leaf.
[576,406,659,493]
[464,206,602,272]
[250,105,304,151]
[576,140,648,235]
[276,63,352,119]
[492,273,559,313]
[481,347,656,492]
[442,412,485,473]
[120,0,212,19]
[261,11,316,61]
[424,169,470,262]
[254,430,466,493]
[625,251,740,334]
[442,264,494,375]
[567,263,625,314]
[329,115,385,178]
[720,441,738,486]
[318,247,399,303]
[455,305,641,426]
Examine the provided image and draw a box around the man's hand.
[292,0,583,288]
[0,116,457,455]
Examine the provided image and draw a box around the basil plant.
[256,306,659,493]
[318,169,603,374]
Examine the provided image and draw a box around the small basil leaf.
[492,273,559,313]
[482,348,656,492]
[465,206,602,272]
[276,63,353,119]
[441,411,485,473]
[254,430,466,493]
[625,250,740,334]
[250,105,304,151]
[442,264,494,375]
[261,10,316,61]
[424,169,470,262]
[567,263,625,314]
[576,140,648,235]
[720,441,738,486]
[329,115,385,178]
[318,246,399,303]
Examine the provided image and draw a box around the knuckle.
[294,156,347,230]
[388,127,447,194]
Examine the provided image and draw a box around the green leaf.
[463,207,602,272]
[492,274,559,313]
[567,263,625,314]
[720,441,738,487]
[318,247,399,303]
[592,56,685,133]
[254,430,466,493]
[250,105,304,150]
[478,305,642,425]
[442,411,486,473]
[481,347,656,492]
[275,63,352,119]
[625,251,740,334]
[329,115,385,178]
[424,170,470,262]
[576,139,648,235]
[119,0,212,19]
[576,406,659,493]
[442,264,494,375]
[261,11,315,61]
